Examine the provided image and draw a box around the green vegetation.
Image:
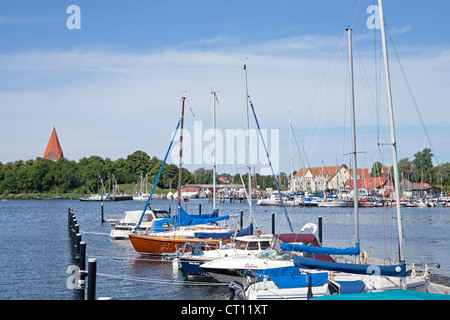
[1,148,449,198]
[0,150,193,198]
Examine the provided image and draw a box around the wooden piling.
[87,259,97,301]
[272,212,275,234]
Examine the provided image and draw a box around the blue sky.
[1,0,449,175]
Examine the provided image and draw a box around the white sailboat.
[230,5,432,299]
[176,80,268,277]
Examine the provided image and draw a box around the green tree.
[370,161,383,177]
[412,148,433,173]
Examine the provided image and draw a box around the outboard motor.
[229,281,245,300]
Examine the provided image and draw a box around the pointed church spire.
[44,127,63,161]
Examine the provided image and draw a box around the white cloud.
[0,36,449,171]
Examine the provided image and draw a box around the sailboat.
[176,90,275,277]
[230,5,432,299]
[128,97,236,256]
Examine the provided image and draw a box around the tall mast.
[289,112,294,192]
[212,92,217,212]
[378,0,406,265]
[178,97,186,204]
[346,27,360,254]
[244,65,252,213]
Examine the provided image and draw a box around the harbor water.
[0,198,449,300]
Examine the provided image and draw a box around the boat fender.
[360,250,368,264]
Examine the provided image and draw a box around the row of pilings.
[68,206,98,300]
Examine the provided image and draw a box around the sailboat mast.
[346,27,360,252]
[378,0,406,264]
[212,92,217,212]
[244,65,253,213]
[289,113,294,192]
[178,97,186,204]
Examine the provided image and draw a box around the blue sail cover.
[152,218,173,232]
[194,231,234,239]
[281,243,360,256]
[175,206,230,227]
[294,257,406,278]
[236,223,253,237]
[150,206,230,232]
[252,267,328,289]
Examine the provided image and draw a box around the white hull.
[317,200,348,208]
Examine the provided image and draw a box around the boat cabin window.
[257,248,291,260]
[235,241,247,250]
[142,214,154,222]
[259,241,271,250]
[247,242,259,250]
[153,210,170,218]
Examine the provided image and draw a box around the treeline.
[2,148,449,197]
[0,150,280,196]
[0,151,194,196]
[370,148,450,193]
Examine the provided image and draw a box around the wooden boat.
[129,228,233,256]
[129,96,236,256]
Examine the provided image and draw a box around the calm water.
[0,198,449,300]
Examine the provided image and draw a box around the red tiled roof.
[44,127,63,161]
[348,176,394,190]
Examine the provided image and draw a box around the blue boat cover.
[236,223,253,237]
[150,206,230,232]
[175,206,230,227]
[151,218,173,232]
[315,290,450,300]
[281,242,360,256]
[194,231,234,239]
[294,257,406,278]
[252,267,328,289]
[334,280,366,294]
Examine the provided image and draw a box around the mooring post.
[101,201,104,223]
[199,203,201,214]
[272,212,275,234]
[318,216,323,246]
[240,210,243,229]
[76,241,87,300]
[87,258,97,301]
[75,233,82,259]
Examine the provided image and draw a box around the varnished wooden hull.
[129,233,232,255]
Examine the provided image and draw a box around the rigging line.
[248,97,294,234]
[306,31,347,161]
[300,31,347,147]
[214,92,258,230]
[386,26,440,166]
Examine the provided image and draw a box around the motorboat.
[200,231,335,283]
[110,208,170,239]
[317,199,348,208]
[177,231,273,277]
[257,194,279,206]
